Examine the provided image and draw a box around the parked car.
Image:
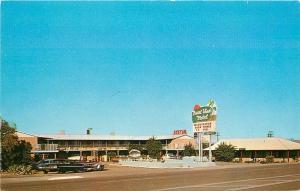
[35,159,105,174]
[57,161,85,173]
[83,162,105,171]
[35,159,69,174]
[166,153,178,159]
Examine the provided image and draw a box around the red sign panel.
[173,129,187,135]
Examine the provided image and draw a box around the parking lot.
[1,163,300,191]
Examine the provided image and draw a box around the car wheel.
[96,164,100,171]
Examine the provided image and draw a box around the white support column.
[209,133,212,162]
[198,132,203,162]
[200,133,203,162]
[105,140,108,155]
[165,140,168,156]
[198,132,200,162]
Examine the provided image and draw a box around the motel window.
[129,141,139,144]
[243,151,251,158]
[256,151,267,158]
[107,140,115,146]
[100,140,106,145]
[58,141,66,146]
[273,151,279,158]
[119,140,128,145]
[140,141,147,145]
[94,140,101,146]
[290,151,298,159]
[275,151,286,158]
[67,140,76,146]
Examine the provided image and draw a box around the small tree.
[145,137,162,160]
[12,140,32,165]
[265,155,274,163]
[107,151,117,162]
[1,120,19,152]
[183,143,196,156]
[214,142,236,162]
[1,119,33,170]
[1,120,18,170]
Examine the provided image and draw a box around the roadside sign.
[173,129,187,135]
[193,121,216,133]
[192,100,217,133]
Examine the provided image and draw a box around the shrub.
[183,143,196,156]
[265,155,274,163]
[146,137,162,160]
[1,119,33,170]
[7,165,33,175]
[214,142,236,162]
[107,151,117,162]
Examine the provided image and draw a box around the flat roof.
[16,131,36,138]
[36,134,193,141]
[205,137,300,151]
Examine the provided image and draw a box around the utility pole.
[216,132,220,142]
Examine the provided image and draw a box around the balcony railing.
[163,145,197,150]
[35,144,58,151]
[34,144,196,152]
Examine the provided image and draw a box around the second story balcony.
[34,144,197,152]
[35,144,58,151]
[56,144,130,151]
[163,145,197,150]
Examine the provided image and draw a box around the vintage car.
[57,161,85,173]
[35,159,68,174]
[35,159,104,174]
[82,162,105,171]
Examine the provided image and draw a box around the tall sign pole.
[198,132,201,162]
[209,133,212,162]
[192,100,217,163]
[200,133,203,162]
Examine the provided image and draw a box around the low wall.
[119,158,216,168]
[234,157,299,163]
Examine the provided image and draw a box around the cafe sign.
[192,100,217,133]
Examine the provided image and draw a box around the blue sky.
[1,2,300,139]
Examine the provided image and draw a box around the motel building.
[17,130,300,163]
[16,130,203,162]
[206,137,300,163]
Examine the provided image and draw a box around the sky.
[1,2,300,139]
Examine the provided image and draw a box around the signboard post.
[192,100,217,163]
[200,133,203,162]
[209,133,212,162]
